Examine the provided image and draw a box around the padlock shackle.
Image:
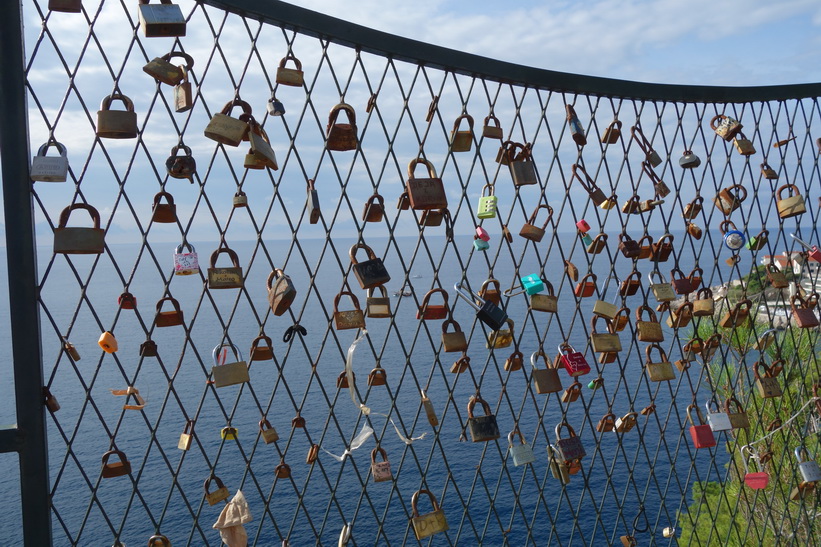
[148,533,171,547]
[57,203,102,229]
[530,349,548,370]
[795,446,812,463]
[175,241,195,254]
[100,93,135,112]
[169,144,192,157]
[209,246,240,268]
[635,304,658,323]
[686,403,706,426]
[407,157,437,179]
[36,140,67,157]
[219,98,253,117]
[557,342,576,355]
[101,448,127,465]
[371,446,388,463]
[441,318,463,334]
[420,288,449,314]
[266,268,289,290]
[328,102,356,126]
[367,285,389,299]
[348,242,379,263]
[790,233,815,251]
[152,191,175,206]
[508,428,526,446]
[571,163,602,195]
[554,420,577,440]
[155,296,181,313]
[334,290,361,312]
[411,489,440,516]
[212,342,242,365]
[162,51,194,70]
[724,395,744,414]
[251,334,273,350]
[278,54,303,71]
[452,113,474,131]
[644,342,668,363]
[453,282,483,312]
[629,124,654,154]
[467,395,491,418]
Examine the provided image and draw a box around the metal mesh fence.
[8,0,821,545]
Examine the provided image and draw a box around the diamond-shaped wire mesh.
[10,0,821,545]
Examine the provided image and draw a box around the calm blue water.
[0,232,735,545]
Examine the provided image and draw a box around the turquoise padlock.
[520,274,544,295]
[580,231,593,247]
[473,237,489,251]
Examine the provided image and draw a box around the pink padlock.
[476,226,490,241]
[576,219,591,233]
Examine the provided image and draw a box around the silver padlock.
[705,400,732,432]
[796,447,821,483]
[30,141,69,182]
[508,430,535,467]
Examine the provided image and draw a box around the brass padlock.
[761,162,778,180]
[204,475,230,505]
[151,191,177,223]
[441,319,467,353]
[562,381,582,403]
[48,0,82,12]
[419,207,445,226]
[669,268,693,295]
[450,114,474,152]
[586,233,608,254]
[221,426,238,441]
[666,301,693,329]
[590,316,621,353]
[410,489,449,540]
[754,360,782,399]
[504,350,523,371]
[571,163,607,206]
[682,196,703,219]
[566,104,587,146]
[232,190,248,207]
[406,157,447,210]
[509,142,538,186]
[142,51,192,86]
[792,294,819,328]
[612,306,630,333]
[30,141,69,182]
[148,534,171,547]
[53,203,105,254]
[368,365,387,386]
[766,262,788,288]
[714,184,747,215]
[519,203,553,242]
[547,444,571,484]
[600,193,618,209]
[371,447,393,482]
[615,411,638,433]
[336,370,352,389]
[601,119,622,144]
[101,449,131,478]
[635,305,664,342]
[249,334,274,361]
[622,194,641,214]
[482,113,503,139]
[631,125,662,166]
[207,246,243,289]
[165,144,196,181]
[245,117,278,170]
[496,140,515,165]
[476,183,498,219]
[487,318,514,349]
[43,387,60,413]
[138,0,186,38]
[746,228,769,250]
[306,444,320,464]
[733,132,756,155]
[326,103,358,151]
[693,287,714,317]
[467,395,500,442]
[620,535,637,546]
[710,114,743,141]
[648,270,676,302]
[531,349,562,393]
[725,395,749,429]
[154,296,184,327]
[619,270,641,296]
[362,193,385,222]
[597,412,616,432]
[267,268,297,316]
[333,291,366,330]
[418,288,450,320]
[178,419,194,450]
[531,280,558,313]
[478,278,501,306]
[645,343,675,382]
[96,93,138,139]
[203,99,252,146]
[366,286,392,318]
[211,343,249,388]
[174,65,193,113]
[62,340,80,361]
[776,184,806,219]
[719,298,752,328]
[307,178,320,224]
[276,54,304,86]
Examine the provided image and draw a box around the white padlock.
[705,400,732,432]
[173,242,199,276]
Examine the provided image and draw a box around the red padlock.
[687,404,716,449]
[476,226,490,242]
[743,446,769,490]
[575,219,591,233]
[557,343,590,377]
[791,233,821,262]
[118,291,137,310]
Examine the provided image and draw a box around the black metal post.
[0,1,53,545]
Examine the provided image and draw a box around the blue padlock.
[720,220,746,251]
[579,231,593,247]
[473,237,489,251]
[520,274,544,295]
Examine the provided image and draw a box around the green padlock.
[476,183,497,219]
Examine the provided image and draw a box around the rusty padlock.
[326,103,358,151]
[450,114,474,152]
[151,191,177,223]
[267,268,297,316]
[203,99,252,146]
[276,54,304,86]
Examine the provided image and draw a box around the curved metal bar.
[203,0,821,103]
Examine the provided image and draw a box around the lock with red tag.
[791,233,821,262]
[687,404,716,449]
[557,343,590,377]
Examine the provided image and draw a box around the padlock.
[326,103,358,151]
[221,426,238,441]
[555,421,586,461]
[791,233,821,262]
[631,125,662,166]
[531,350,562,393]
[702,400,732,433]
[612,306,630,333]
[590,316,621,353]
[467,395,500,442]
[679,149,701,169]
[204,475,230,505]
[148,534,171,547]
[142,51,191,86]
[557,343,590,377]
[450,114,474,152]
[620,270,641,296]
[117,291,137,310]
[207,246,243,289]
[173,242,198,275]
[666,301,693,328]
[482,113,503,139]
[410,489,449,540]
[636,235,653,259]
[746,229,769,251]
[574,273,597,298]
[178,419,194,450]
[421,390,438,427]
[531,281,558,313]
[761,162,778,180]
[96,93,138,139]
[596,412,616,432]
[601,119,622,144]
[306,178,321,224]
[614,411,638,433]
[453,282,508,331]
[575,219,591,233]
[306,444,320,464]
[441,319,467,352]
[565,104,586,146]
[692,288,714,317]
[776,184,806,219]
[644,343,675,382]
[211,343,249,388]
[586,233,608,254]
[333,291,366,330]
[368,365,387,386]
[509,142,538,186]
[649,233,673,262]
[640,198,664,212]
[670,268,693,295]
[719,298,752,328]
[642,161,670,197]
[764,262,788,288]
[754,328,778,352]
[292,414,306,428]
[635,305,664,342]
[366,286,392,318]
[790,481,816,501]
[754,360,782,398]
[418,288,449,320]
[244,117,278,170]
[519,273,545,295]
[62,339,80,362]
[709,113,743,141]
[165,144,196,181]
[336,370,352,389]
[725,395,749,429]
[622,194,642,215]
[701,333,722,362]
[48,0,82,12]
[620,535,637,547]
[713,184,747,215]
[406,157,447,210]
[138,0,185,37]
[682,196,703,219]
[101,449,131,478]
[476,184,497,219]
[504,350,523,371]
[154,296,183,327]
[249,334,274,361]
[349,243,390,289]
[276,54,304,86]
[478,278,501,306]
[562,381,582,403]
[571,163,607,206]
[648,270,676,302]
[203,99,252,146]
[43,387,60,413]
[687,404,716,449]
[791,294,819,328]
[519,203,553,242]
[98,331,118,353]
[371,447,393,482]
[685,222,702,240]
[600,193,618,210]
[259,270,293,317]
[151,191,176,223]
[30,141,69,182]
[487,318,514,349]
[495,140,515,165]
[419,208,445,227]
[733,132,756,155]
[267,93,285,117]
[174,66,193,113]
[508,429,536,466]
[618,233,641,259]
[231,190,248,208]
[475,226,490,242]
[139,339,157,357]
[688,267,703,291]
[795,447,821,483]
[547,444,571,484]
[360,193,385,223]
[743,447,769,489]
